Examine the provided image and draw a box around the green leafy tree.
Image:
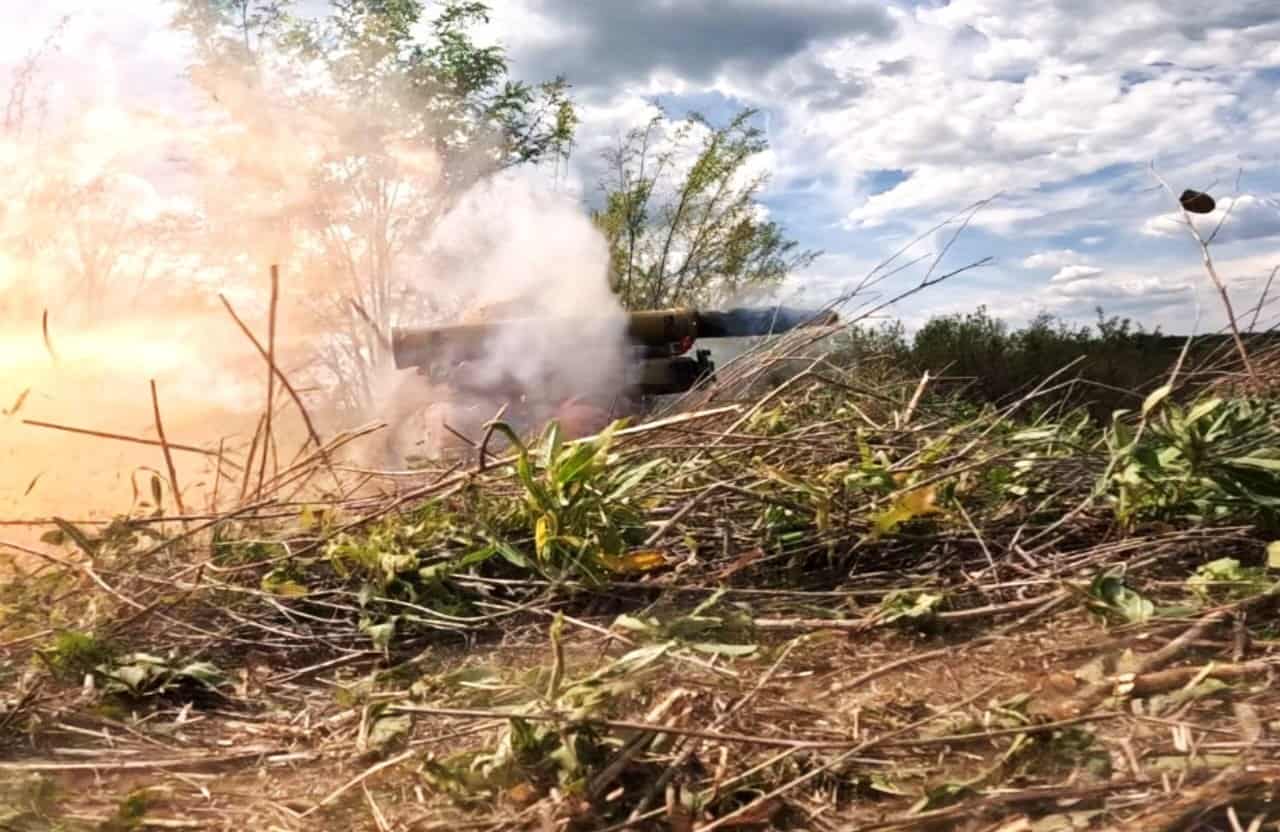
[174,0,577,415]
[593,107,819,310]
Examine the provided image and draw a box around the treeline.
[830,306,1259,417]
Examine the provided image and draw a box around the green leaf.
[612,614,659,636]
[1186,398,1223,424]
[419,546,498,581]
[553,443,599,488]
[367,713,412,750]
[361,618,397,651]
[879,590,943,625]
[261,570,309,598]
[1142,384,1173,417]
[1227,456,1280,472]
[541,421,563,469]
[174,662,226,689]
[1088,572,1153,623]
[492,540,533,570]
[51,518,98,556]
[1187,558,1272,601]
[606,458,663,501]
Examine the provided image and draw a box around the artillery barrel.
[391,307,839,370]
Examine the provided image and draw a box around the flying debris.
[1179,189,1216,214]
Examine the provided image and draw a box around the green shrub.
[1103,394,1280,528]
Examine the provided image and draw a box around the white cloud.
[1142,194,1280,244]
[600,0,1275,244]
[1030,249,1280,330]
[13,0,1274,338]
[1023,249,1082,269]
[1050,264,1104,283]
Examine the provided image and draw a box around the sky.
[477,0,1280,335]
[5,0,1280,335]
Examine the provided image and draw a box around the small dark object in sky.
[1180,189,1216,214]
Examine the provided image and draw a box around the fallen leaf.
[507,782,539,806]
[601,549,668,574]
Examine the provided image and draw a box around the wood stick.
[22,419,230,463]
[149,380,185,517]
[239,412,267,505]
[257,265,280,500]
[0,747,296,773]
[218,291,339,491]
[211,438,226,511]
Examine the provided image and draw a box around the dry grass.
[4,310,1280,832]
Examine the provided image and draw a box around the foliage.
[1086,570,1155,624]
[832,306,1182,418]
[877,589,944,629]
[593,106,819,309]
[97,790,150,832]
[42,630,115,682]
[496,419,664,583]
[421,636,671,800]
[173,0,578,415]
[328,500,482,591]
[613,591,757,657]
[1186,558,1274,603]
[1102,395,1280,528]
[325,498,519,639]
[93,653,228,702]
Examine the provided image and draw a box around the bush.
[832,306,1184,418]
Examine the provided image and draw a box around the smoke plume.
[0,9,627,546]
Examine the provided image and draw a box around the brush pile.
[4,310,1280,832]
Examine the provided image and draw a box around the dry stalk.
[149,379,186,518]
[1151,167,1257,385]
[257,265,281,500]
[21,418,232,464]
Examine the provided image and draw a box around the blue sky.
[5,0,1279,335]
[482,0,1280,334]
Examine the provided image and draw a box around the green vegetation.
[593,106,820,309]
[831,305,1257,416]
[7,319,1280,828]
[3,4,1279,829]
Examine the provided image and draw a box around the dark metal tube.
[390,307,839,369]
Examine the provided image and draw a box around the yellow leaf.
[535,515,552,557]
[872,485,941,536]
[900,486,939,516]
[600,549,668,574]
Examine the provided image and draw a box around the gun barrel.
[694,307,839,338]
[390,307,839,370]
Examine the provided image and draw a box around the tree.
[593,107,818,310]
[0,16,192,321]
[173,0,578,416]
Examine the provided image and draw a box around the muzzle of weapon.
[390,306,840,394]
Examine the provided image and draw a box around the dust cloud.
[0,12,627,552]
